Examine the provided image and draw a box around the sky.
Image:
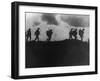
[25,12,89,42]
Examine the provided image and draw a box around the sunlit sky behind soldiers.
[25,13,89,42]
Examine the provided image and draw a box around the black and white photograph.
[11,1,97,79]
[25,12,90,68]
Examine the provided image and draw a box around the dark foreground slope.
[25,39,89,68]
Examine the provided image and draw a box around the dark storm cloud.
[33,21,40,26]
[41,13,58,25]
[60,15,89,27]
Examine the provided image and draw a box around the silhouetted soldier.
[26,28,31,41]
[69,28,73,40]
[34,28,40,41]
[73,29,77,40]
[46,29,53,41]
[79,29,85,41]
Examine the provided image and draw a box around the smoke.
[60,15,89,27]
[26,13,89,42]
[33,21,41,26]
[41,13,58,25]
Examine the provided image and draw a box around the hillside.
[25,39,89,68]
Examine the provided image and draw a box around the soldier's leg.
[81,35,83,41]
[30,36,31,41]
[49,37,50,41]
[26,36,27,41]
[75,35,77,40]
[70,34,72,40]
[69,34,71,39]
[34,36,37,41]
[38,36,39,41]
[47,35,49,41]
[48,36,50,41]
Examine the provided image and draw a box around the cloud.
[41,13,58,25]
[25,13,42,30]
[60,15,89,27]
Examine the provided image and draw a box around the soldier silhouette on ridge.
[69,28,77,40]
[26,28,31,41]
[46,29,53,41]
[69,28,73,40]
[34,28,40,41]
[79,29,85,41]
